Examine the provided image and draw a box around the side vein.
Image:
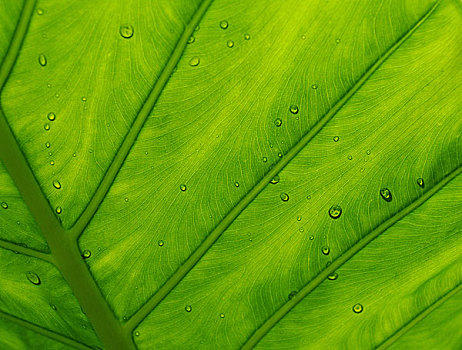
[125,0,442,331]
[0,239,52,263]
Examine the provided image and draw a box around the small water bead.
[298,227,304,232]
[52,180,61,189]
[50,304,57,311]
[288,291,297,300]
[289,105,299,114]
[262,157,268,163]
[50,160,54,166]
[219,313,225,318]
[180,184,187,191]
[47,112,56,121]
[48,152,52,156]
[124,197,129,202]
[352,303,363,313]
[187,35,195,44]
[37,8,44,15]
[270,175,280,184]
[55,206,62,214]
[26,271,41,285]
[311,84,318,90]
[234,182,240,187]
[134,331,140,337]
[301,35,306,40]
[81,97,87,102]
[297,216,302,221]
[45,142,50,148]
[366,149,371,155]
[73,153,76,157]
[417,177,425,188]
[38,54,47,67]
[380,188,392,202]
[306,195,311,200]
[158,240,164,247]
[328,205,342,219]
[189,56,200,67]
[185,305,192,312]
[119,24,134,39]
[333,136,339,142]
[274,118,282,127]
[278,152,283,158]
[1,202,8,209]
[336,38,341,44]
[227,40,234,48]
[280,192,289,202]
[347,155,353,160]
[321,246,330,255]
[44,123,50,131]
[82,249,91,259]
[309,235,314,240]
[220,20,228,29]
[327,272,338,280]
[244,33,251,40]
[195,25,200,32]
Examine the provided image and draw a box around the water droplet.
[321,246,330,255]
[262,157,268,163]
[297,216,302,221]
[366,149,371,155]
[336,38,341,44]
[306,195,311,200]
[50,303,57,310]
[180,184,187,191]
[48,152,52,156]
[134,331,140,337]
[45,142,50,148]
[38,54,47,66]
[189,56,200,67]
[417,177,424,188]
[81,97,87,102]
[328,205,342,219]
[333,136,339,142]
[119,24,134,39]
[26,271,41,285]
[347,155,352,160]
[124,197,129,202]
[220,20,228,29]
[52,180,61,189]
[185,305,192,312]
[298,227,304,232]
[73,153,76,157]
[1,202,8,209]
[82,249,91,259]
[44,123,50,131]
[311,84,318,89]
[37,8,44,15]
[280,192,289,202]
[234,181,239,187]
[55,206,62,214]
[309,235,314,240]
[380,188,392,202]
[187,35,195,44]
[278,152,283,158]
[158,240,164,247]
[49,160,55,166]
[270,175,280,184]
[227,40,234,48]
[327,272,338,280]
[289,105,299,114]
[47,112,56,121]
[301,35,306,40]
[352,303,363,313]
[274,118,282,127]
[244,33,251,40]
[288,291,297,300]
[220,313,225,318]
[195,25,200,32]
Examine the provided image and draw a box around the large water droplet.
[347,155,353,160]
[47,112,56,121]
[82,249,91,259]
[52,180,61,189]
[244,33,251,40]
[219,313,225,318]
[55,206,62,214]
[328,205,342,219]
[158,240,164,247]
[352,303,363,313]
[38,54,47,67]
[289,105,299,114]
[119,24,134,39]
[220,20,228,29]
[180,184,187,192]
[288,291,297,300]
[321,246,330,255]
[280,192,289,202]
[44,123,50,131]
[45,142,50,148]
[134,331,140,337]
[26,271,41,285]
[327,272,338,280]
[274,118,282,127]
[187,35,195,44]
[36,8,44,15]
[189,56,200,67]
[333,136,339,142]
[270,175,280,184]
[380,188,392,202]
[227,40,234,48]
[234,181,240,187]
[1,202,8,209]
[185,305,192,312]
[417,178,424,188]
[311,84,318,89]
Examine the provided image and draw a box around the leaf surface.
[0,0,461,349]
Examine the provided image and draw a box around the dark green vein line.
[125,0,442,332]
[377,282,462,350]
[0,239,52,263]
[0,1,133,349]
[0,310,94,350]
[69,0,215,239]
[242,165,461,349]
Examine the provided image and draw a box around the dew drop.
[327,272,338,280]
[185,305,192,312]
[270,175,280,184]
[301,35,306,40]
[288,290,297,300]
[227,40,234,48]
[50,160,54,166]
[311,84,318,89]
[45,142,50,148]
[336,38,341,44]
[81,249,91,259]
[274,118,282,127]
[189,56,200,67]
[297,216,302,221]
[309,235,314,240]
[158,240,164,247]
[180,184,187,192]
[119,24,134,39]
[278,152,283,158]
[44,123,50,131]
[333,136,339,142]
[37,8,44,15]
[26,271,41,285]
[219,313,225,318]
[195,25,200,32]
[328,205,342,219]
[289,105,299,114]
[124,197,129,202]
[280,192,289,202]
[306,195,311,200]
[352,303,363,313]
[47,112,56,121]
[298,227,304,232]
[220,20,228,29]
[55,206,62,214]
[187,35,195,44]
[366,149,371,155]
[50,303,57,310]
[244,33,251,40]
[52,180,61,189]
[38,54,47,67]
[1,202,8,209]
[321,246,330,255]
[234,181,240,187]
[417,177,424,188]
[134,331,140,337]
[81,97,87,102]
[347,155,353,160]
[262,157,268,163]
[380,188,392,202]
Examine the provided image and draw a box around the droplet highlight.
[333,136,339,142]
[220,20,228,29]
[270,175,280,184]
[185,305,192,312]
[55,206,62,214]
[119,24,134,39]
[38,54,47,67]
[1,202,8,209]
[52,180,61,189]
[352,303,363,313]
[47,112,56,121]
[227,40,234,48]
[380,188,392,202]
[289,105,299,115]
[180,184,187,192]
[280,192,289,202]
[26,271,41,285]
[82,249,91,259]
[321,246,330,255]
[327,272,338,280]
[417,177,424,188]
[189,56,200,67]
[328,205,342,219]
[274,118,282,127]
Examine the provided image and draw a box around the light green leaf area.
[0,0,460,349]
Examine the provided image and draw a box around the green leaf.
[0,0,461,349]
